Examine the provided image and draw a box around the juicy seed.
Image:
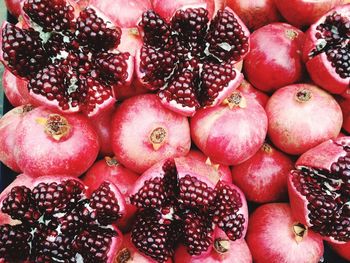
[75,8,121,51]
[1,23,48,77]
[23,0,75,32]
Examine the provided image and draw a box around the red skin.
[231,143,294,203]
[174,228,252,263]
[275,0,345,28]
[4,0,23,17]
[246,203,324,263]
[266,83,343,155]
[338,98,350,134]
[0,105,34,172]
[329,242,350,260]
[236,79,269,107]
[226,0,281,30]
[111,94,191,173]
[82,156,139,232]
[243,23,305,93]
[191,92,268,166]
[14,107,100,177]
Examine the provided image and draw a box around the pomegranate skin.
[14,107,100,177]
[329,242,350,260]
[226,0,281,30]
[4,0,23,17]
[2,69,31,107]
[236,79,269,107]
[243,23,305,93]
[246,203,324,263]
[266,83,343,155]
[231,143,294,203]
[338,97,350,134]
[275,0,345,28]
[111,94,191,173]
[191,92,268,166]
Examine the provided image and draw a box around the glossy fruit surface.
[236,79,269,107]
[329,241,350,260]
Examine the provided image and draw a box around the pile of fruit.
[0,0,349,262]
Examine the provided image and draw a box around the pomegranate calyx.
[214,238,230,253]
[292,222,308,243]
[261,143,273,154]
[36,114,71,141]
[149,127,167,151]
[105,156,120,167]
[205,157,220,171]
[285,29,299,40]
[223,91,247,109]
[295,89,312,103]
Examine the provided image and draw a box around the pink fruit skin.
[266,83,343,155]
[2,69,31,107]
[243,23,305,93]
[236,79,269,107]
[82,157,139,232]
[275,0,345,27]
[338,98,350,134]
[191,94,268,166]
[231,143,294,203]
[111,94,191,173]
[14,107,100,177]
[226,0,281,30]
[329,242,350,260]
[246,203,324,263]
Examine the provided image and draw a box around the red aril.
[0,173,126,262]
[191,90,268,166]
[0,104,34,172]
[246,203,324,263]
[14,106,99,177]
[338,97,350,133]
[111,94,191,174]
[266,83,343,155]
[275,0,345,28]
[329,241,350,260]
[302,4,350,94]
[236,79,269,107]
[288,137,350,243]
[243,23,305,93]
[226,0,281,30]
[231,142,294,203]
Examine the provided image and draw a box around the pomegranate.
[14,106,100,177]
[338,97,350,133]
[82,156,139,232]
[266,83,343,155]
[174,228,252,262]
[243,23,305,93]
[111,94,191,174]
[275,0,345,28]
[0,0,134,116]
[288,137,350,243]
[303,4,350,94]
[135,6,250,116]
[246,203,324,263]
[0,173,125,262]
[129,158,248,262]
[4,0,24,17]
[191,90,268,166]
[226,0,281,30]
[231,142,294,203]
[329,241,350,260]
[0,104,34,173]
[236,79,269,107]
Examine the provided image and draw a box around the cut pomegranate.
[129,158,248,262]
[329,241,350,260]
[303,4,350,94]
[0,174,126,262]
[0,0,134,116]
[135,7,249,116]
[288,137,350,243]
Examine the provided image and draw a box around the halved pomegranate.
[0,0,134,116]
[129,157,248,262]
[0,173,126,262]
[135,6,249,116]
[303,4,350,94]
[288,137,350,243]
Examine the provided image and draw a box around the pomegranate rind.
[329,241,350,260]
[2,69,31,107]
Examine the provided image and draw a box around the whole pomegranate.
[0,0,134,116]
[275,0,345,28]
[243,23,305,93]
[128,158,248,262]
[0,104,34,172]
[82,156,139,232]
[111,94,191,174]
[14,106,100,177]
[246,203,324,263]
[174,228,252,262]
[226,0,281,30]
[302,4,350,94]
[329,241,350,260]
[236,79,269,107]
[338,97,350,133]
[231,143,294,203]
[266,83,343,155]
[0,173,126,262]
[288,136,350,243]
[191,90,268,166]
[135,6,250,116]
